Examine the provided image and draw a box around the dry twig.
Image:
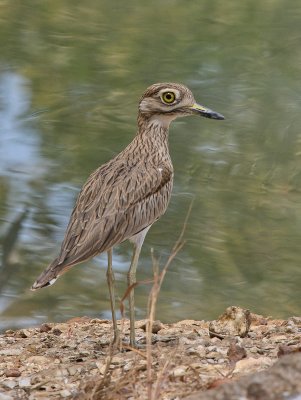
[146,200,194,400]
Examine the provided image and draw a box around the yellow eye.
[162,91,176,104]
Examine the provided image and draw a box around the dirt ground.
[0,306,301,400]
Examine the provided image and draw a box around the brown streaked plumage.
[31,83,224,347]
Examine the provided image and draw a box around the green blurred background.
[1,0,301,331]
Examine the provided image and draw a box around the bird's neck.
[136,113,173,144]
[121,114,173,166]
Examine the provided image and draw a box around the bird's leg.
[127,242,142,347]
[127,227,150,347]
[106,248,119,344]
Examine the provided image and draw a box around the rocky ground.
[0,306,301,400]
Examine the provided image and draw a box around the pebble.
[186,345,206,357]
[55,368,69,377]
[172,365,188,377]
[227,343,247,362]
[190,362,203,369]
[4,369,21,377]
[248,332,257,339]
[2,379,17,389]
[289,317,301,325]
[90,368,99,375]
[0,393,14,400]
[285,325,298,334]
[26,344,38,353]
[60,390,72,397]
[17,330,28,338]
[19,376,32,388]
[288,338,301,345]
[210,337,223,345]
[138,320,163,333]
[233,357,274,375]
[289,395,301,400]
[111,356,125,365]
[273,335,289,343]
[206,351,222,360]
[123,361,134,372]
[39,324,52,333]
[96,361,107,374]
[137,360,147,371]
[26,356,52,365]
[198,338,210,347]
[186,332,198,340]
[179,337,196,346]
[67,366,79,376]
[0,349,22,356]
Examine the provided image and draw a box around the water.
[1,1,301,331]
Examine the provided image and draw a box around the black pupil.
[165,93,173,101]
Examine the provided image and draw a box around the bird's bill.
[189,103,224,120]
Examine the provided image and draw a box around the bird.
[31,83,224,347]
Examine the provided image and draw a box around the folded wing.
[32,156,173,288]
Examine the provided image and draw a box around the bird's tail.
[31,258,60,291]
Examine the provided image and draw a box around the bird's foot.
[120,336,146,351]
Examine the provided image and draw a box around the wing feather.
[55,157,173,271]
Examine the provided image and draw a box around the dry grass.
[145,201,193,400]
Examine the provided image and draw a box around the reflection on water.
[1,1,301,331]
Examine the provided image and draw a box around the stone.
[96,361,107,374]
[2,379,17,389]
[39,324,52,333]
[185,353,301,400]
[209,306,251,339]
[0,349,22,356]
[55,368,69,377]
[67,366,80,376]
[171,365,188,377]
[111,356,125,365]
[4,369,21,377]
[186,345,206,357]
[227,342,247,363]
[233,356,273,376]
[52,328,62,336]
[19,376,32,388]
[0,393,14,400]
[26,356,52,365]
[60,389,72,397]
[138,320,163,334]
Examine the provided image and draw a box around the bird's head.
[138,83,224,127]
